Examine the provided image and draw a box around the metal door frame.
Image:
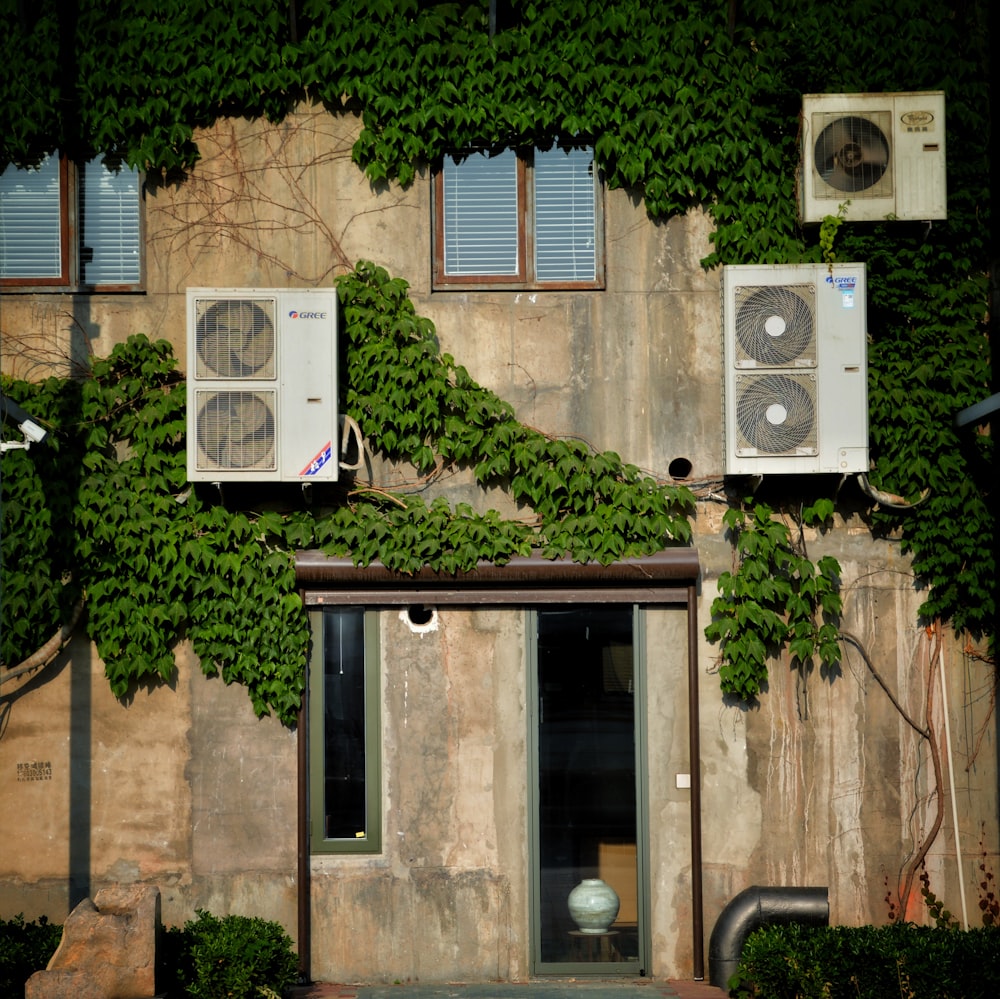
[527,605,651,976]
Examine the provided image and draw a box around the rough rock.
[25,884,161,999]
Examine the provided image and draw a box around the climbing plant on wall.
[0,0,993,712]
[1,263,695,723]
[703,499,844,701]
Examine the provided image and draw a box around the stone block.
[25,884,161,999]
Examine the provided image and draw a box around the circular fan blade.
[197,300,275,378]
[197,391,275,469]
[735,286,814,365]
[814,115,890,192]
[736,375,816,453]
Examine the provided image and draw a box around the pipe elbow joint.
[708,885,829,991]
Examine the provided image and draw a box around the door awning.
[296,548,700,606]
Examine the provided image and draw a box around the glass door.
[529,606,647,975]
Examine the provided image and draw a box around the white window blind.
[534,146,596,282]
[0,155,62,279]
[442,148,519,275]
[82,159,141,285]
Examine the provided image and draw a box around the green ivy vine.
[1,263,695,723]
[338,263,694,566]
[0,0,993,710]
[818,204,849,270]
[0,1,988,266]
[2,337,310,722]
[704,500,843,701]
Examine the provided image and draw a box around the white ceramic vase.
[567,878,620,933]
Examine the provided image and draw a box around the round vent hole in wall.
[668,457,693,480]
[401,605,438,634]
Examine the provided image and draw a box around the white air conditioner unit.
[186,288,339,482]
[722,263,868,475]
[800,91,946,223]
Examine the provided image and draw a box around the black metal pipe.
[296,687,311,984]
[687,586,705,980]
[708,885,829,991]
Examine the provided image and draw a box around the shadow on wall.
[68,301,94,910]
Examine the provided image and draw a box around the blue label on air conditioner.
[300,441,333,476]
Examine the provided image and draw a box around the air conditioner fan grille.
[734,284,816,366]
[195,389,276,471]
[813,113,891,196]
[735,373,818,455]
[195,299,276,379]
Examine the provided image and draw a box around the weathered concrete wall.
[1,109,721,482]
[0,640,297,937]
[414,191,722,483]
[646,606,701,976]
[0,638,193,919]
[309,608,530,982]
[3,572,992,978]
[1,107,996,982]
[181,651,297,930]
[695,516,997,941]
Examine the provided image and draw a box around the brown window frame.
[0,155,145,294]
[432,146,605,292]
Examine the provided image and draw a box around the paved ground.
[289,980,728,999]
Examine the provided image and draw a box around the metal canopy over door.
[530,605,649,975]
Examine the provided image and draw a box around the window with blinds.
[534,146,597,282]
[434,144,602,289]
[0,156,64,281]
[0,153,143,290]
[442,148,519,276]
[81,160,142,285]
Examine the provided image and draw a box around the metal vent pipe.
[708,885,829,990]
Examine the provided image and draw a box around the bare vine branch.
[0,596,86,688]
[898,623,947,916]
[148,113,413,284]
[840,630,929,739]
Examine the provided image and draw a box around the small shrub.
[161,909,298,999]
[732,922,1000,998]
[728,923,831,999]
[0,913,63,999]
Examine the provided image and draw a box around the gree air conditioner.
[722,263,868,475]
[186,288,339,482]
[800,91,946,223]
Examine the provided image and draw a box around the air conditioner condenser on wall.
[800,91,946,223]
[722,263,868,476]
[186,288,339,482]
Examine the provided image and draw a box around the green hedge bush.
[0,914,63,998]
[732,922,1000,998]
[161,909,298,999]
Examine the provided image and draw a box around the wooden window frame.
[0,155,144,293]
[432,146,605,292]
